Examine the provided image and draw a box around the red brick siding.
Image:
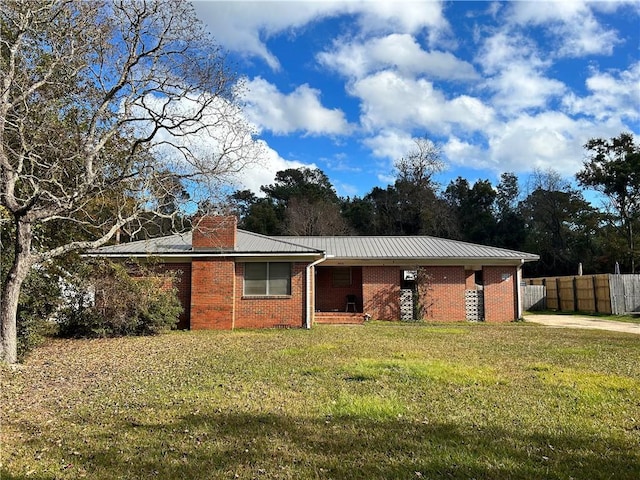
[483,266,517,322]
[419,266,467,321]
[362,266,401,321]
[315,266,363,312]
[234,262,308,328]
[190,258,235,329]
[192,216,237,249]
[465,270,475,289]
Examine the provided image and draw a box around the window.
[332,267,352,287]
[244,262,291,296]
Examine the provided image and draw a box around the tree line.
[225,134,639,278]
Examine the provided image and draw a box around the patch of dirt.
[524,315,640,335]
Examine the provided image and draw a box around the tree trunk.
[1,219,33,364]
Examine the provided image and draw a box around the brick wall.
[234,262,308,328]
[483,266,517,322]
[192,215,237,249]
[315,266,363,312]
[362,266,401,321]
[190,258,235,329]
[465,270,475,289]
[419,266,467,321]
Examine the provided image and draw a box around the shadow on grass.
[6,411,637,480]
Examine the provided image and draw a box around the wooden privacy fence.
[522,285,546,311]
[523,274,640,315]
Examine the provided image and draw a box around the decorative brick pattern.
[464,289,484,321]
[483,266,517,322]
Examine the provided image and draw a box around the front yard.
[2,322,639,479]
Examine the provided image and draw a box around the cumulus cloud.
[193,1,450,70]
[507,1,622,57]
[350,70,494,134]
[477,31,566,114]
[243,77,351,136]
[318,33,478,80]
[363,129,416,161]
[562,62,640,122]
[231,141,315,195]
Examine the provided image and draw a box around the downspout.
[516,259,524,319]
[305,253,329,329]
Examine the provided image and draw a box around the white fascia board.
[320,258,531,267]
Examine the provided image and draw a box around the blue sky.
[192,0,640,199]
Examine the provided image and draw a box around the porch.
[315,265,363,310]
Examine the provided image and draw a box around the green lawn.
[2,322,639,479]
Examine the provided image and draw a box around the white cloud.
[442,136,488,169]
[193,1,450,70]
[350,70,494,133]
[363,129,416,161]
[485,112,593,176]
[507,1,621,57]
[477,31,566,114]
[489,64,566,114]
[318,33,478,80]
[478,30,546,75]
[243,77,351,135]
[352,0,450,46]
[562,62,640,121]
[231,141,315,195]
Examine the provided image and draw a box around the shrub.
[58,259,183,338]
[16,269,61,360]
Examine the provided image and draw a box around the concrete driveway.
[524,314,640,335]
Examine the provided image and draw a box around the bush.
[58,259,183,338]
[16,269,61,360]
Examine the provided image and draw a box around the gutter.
[305,253,330,329]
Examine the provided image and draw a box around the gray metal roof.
[90,229,538,262]
[277,235,539,261]
[89,230,323,256]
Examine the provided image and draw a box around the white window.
[244,262,291,296]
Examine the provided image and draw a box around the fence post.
[592,275,598,313]
[573,276,578,312]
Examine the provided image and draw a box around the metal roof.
[89,230,323,256]
[277,235,539,261]
[90,229,538,262]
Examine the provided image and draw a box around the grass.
[2,322,639,479]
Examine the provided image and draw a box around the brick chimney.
[192,215,237,250]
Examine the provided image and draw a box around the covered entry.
[315,266,363,312]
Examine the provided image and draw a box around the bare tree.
[285,197,351,236]
[393,137,447,235]
[0,0,260,363]
[394,137,444,190]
